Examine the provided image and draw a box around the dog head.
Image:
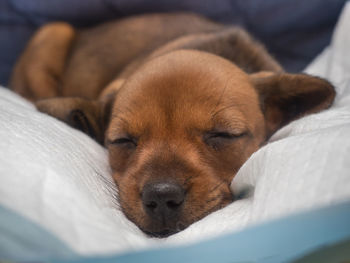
[36,50,335,237]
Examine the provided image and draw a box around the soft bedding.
[1,2,350,261]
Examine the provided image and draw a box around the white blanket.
[1,3,350,256]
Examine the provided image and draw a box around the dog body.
[11,13,335,237]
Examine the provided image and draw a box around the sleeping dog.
[11,13,335,237]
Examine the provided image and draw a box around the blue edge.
[1,201,350,263]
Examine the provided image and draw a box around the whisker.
[211,77,230,117]
[184,174,200,184]
[207,181,225,194]
[205,194,221,204]
[211,102,240,120]
[87,163,121,208]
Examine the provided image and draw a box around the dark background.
[0,0,347,86]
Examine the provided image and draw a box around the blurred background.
[0,0,347,86]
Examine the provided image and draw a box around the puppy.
[10,13,335,237]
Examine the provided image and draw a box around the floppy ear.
[10,23,75,101]
[36,97,113,144]
[251,72,336,138]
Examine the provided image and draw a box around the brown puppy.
[10,13,335,237]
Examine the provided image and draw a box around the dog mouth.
[142,228,180,238]
[119,178,234,238]
[135,194,233,238]
[141,222,187,238]
[138,180,188,238]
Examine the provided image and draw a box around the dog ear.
[36,97,113,144]
[10,23,75,101]
[251,72,335,138]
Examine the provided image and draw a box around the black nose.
[142,181,185,220]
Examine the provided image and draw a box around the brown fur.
[10,13,335,237]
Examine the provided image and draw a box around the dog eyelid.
[108,136,137,146]
[206,131,248,139]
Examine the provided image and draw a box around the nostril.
[166,200,182,209]
[145,201,157,210]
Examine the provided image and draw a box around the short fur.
[10,13,335,237]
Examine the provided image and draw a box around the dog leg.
[36,97,107,144]
[10,23,76,101]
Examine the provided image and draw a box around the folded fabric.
[52,201,350,263]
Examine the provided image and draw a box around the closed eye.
[207,131,247,140]
[204,131,248,149]
[109,137,137,147]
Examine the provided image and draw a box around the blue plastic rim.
[1,201,350,263]
[52,201,350,263]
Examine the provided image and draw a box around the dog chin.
[141,220,188,238]
[139,202,230,238]
[141,226,184,238]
